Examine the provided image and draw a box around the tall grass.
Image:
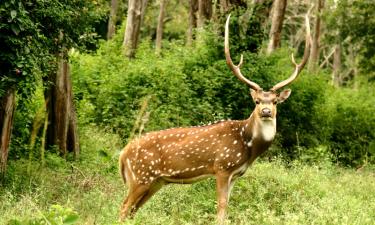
[1,126,374,224]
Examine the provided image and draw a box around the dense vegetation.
[1,0,374,224]
[2,127,375,224]
[69,29,375,166]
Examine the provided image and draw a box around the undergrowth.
[1,126,375,225]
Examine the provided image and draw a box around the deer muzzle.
[261,108,272,118]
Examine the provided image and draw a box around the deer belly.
[163,174,213,184]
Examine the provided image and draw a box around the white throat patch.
[254,119,276,142]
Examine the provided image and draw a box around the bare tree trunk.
[0,88,16,177]
[187,0,198,46]
[107,0,119,40]
[68,102,80,159]
[220,0,230,14]
[197,0,212,28]
[218,0,246,15]
[332,44,341,86]
[45,57,80,157]
[156,0,167,55]
[123,0,148,58]
[267,0,287,54]
[308,0,324,71]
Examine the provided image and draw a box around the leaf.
[98,149,109,158]
[11,10,17,19]
[11,23,20,35]
[62,214,79,225]
[7,219,22,225]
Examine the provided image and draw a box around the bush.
[325,82,375,166]
[71,27,373,166]
[71,33,330,156]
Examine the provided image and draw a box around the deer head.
[119,12,311,225]
[225,14,311,128]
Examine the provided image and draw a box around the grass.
[1,126,375,225]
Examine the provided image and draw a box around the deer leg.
[119,184,149,221]
[130,180,165,216]
[215,173,232,225]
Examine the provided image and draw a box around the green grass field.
[1,127,374,225]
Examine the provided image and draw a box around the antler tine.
[225,15,261,91]
[271,8,312,92]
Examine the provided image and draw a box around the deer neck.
[241,113,276,145]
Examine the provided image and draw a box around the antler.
[225,15,261,91]
[270,8,312,92]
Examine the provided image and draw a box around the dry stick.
[128,95,152,141]
[40,110,49,167]
[319,47,335,68]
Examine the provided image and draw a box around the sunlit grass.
[1,128,374,224]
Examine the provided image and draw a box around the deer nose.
[261,108,272,117]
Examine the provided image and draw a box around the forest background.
[0,0,374,224]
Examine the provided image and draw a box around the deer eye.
[273,100,278,104]
[255,99,260,104]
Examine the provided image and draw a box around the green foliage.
[270,51,332,157]
[0,0,44,97]
[71,31,242,139]
[2,119,375,224]
[1,0,107,164]
[325,82,375,166]
[8,205,79,225]
[324,0,375,79]
[9,83,45,160]
[71,27,375,166]
[1,142,375,224]
[0,0,107,97]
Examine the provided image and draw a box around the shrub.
[325,82,375,166]
[71,34,331,155]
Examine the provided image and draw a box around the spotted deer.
[119,13,311,224]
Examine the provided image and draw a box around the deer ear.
[277,89,291,103]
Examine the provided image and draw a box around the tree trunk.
[197,0,212,28]
[45,57,80,157]
[187,0,198,46]
[107,0,119,40]
[0,88,16,176]
[123,0,148,58]
[266,0,287,54]
[308,0,324,71]
[219,0,230,14]
[332,44,341,86]
[253,0,273,28]
[155,0,167,55]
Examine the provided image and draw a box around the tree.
[187,0,198,46]
[308,0,324,71]
[267,0,287,54]
[44,54,80,158]
[123,0,148,58]
[197,0,212,28]
[0,88,16,175]
[324,0,375,83]
[155,0,167,55]
[36,1,106,158]
[0,0,106,176]
[107,0,119,39]
[332,44,341,86]
[0,0,45,176]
